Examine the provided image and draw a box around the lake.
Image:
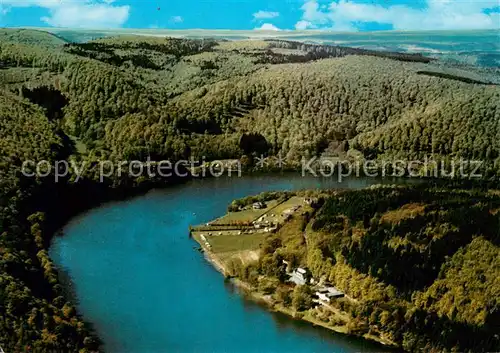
[50,174,412,353]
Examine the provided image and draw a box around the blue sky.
[0,0,499,31]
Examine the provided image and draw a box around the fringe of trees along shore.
[0,29,498,351]
[228,186,499,352]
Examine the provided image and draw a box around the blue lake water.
[50,174,411,353]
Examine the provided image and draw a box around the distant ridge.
[18,27,499,68]
[0,28,67,47]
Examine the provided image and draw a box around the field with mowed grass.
[211,200,279,224]
[207,233,267,253]
[192,231,267,253]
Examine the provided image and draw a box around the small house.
[253,202,266,210]
[305,197,319,207]
[297,268,307,275]
[315,286,344,303]
[288,267,312,286]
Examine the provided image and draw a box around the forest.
[231,184,500,352]
[0,28,498,351]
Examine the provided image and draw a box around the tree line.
[0,29,499,351]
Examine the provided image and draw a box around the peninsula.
[0,28,499,351]
[191,184,500,353]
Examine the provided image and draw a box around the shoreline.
[196,239,398,350]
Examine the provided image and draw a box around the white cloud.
[1,0,61,7]
[42,3,129,28]
[295,0,500,31]
[254,23,281,31]
[253,10,280,20]
[2,0,130,28]
[295,20,313,30]
[170,15,183,24]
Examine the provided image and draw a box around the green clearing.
[208,233,267,253]
[270,196,305,215]
[193,231,267,254]
[210,196,308,227]
[262,196,309,224]
[211,200,279,224]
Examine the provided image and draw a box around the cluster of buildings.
[315,287,345,303]
[286,265,345,304]
[252,213,278,233]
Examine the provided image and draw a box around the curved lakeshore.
[50,174,410,353]
[200,250,397,348]
[190,189,398,349]
[2,28,500,352]
[189,182,500,353]
[190,183,500,352]
[49,174,500,353]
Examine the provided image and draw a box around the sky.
[0,0,499,32]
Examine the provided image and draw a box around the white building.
[315,287,344,303]
[253,202,266,209]
[288,267,310,286]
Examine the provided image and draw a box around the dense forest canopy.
[1,29,498,166]
[0,28,498,351]
[233,185,500,352]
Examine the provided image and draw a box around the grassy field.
[208,233,267,253]
[211,200,280,224]
[193,231,267,253]
[213,196,307,225]
[191,195,310,273]
[270,196,305,215]
[256,196,309,225]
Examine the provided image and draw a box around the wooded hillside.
[234,185,500,352]
[0,29,498,351]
